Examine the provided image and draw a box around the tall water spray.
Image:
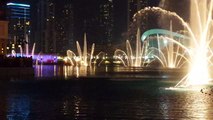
[185,0,213,86]
[115,7,190,68]
[128,5,213,87]
[114,28,147,67]
[67,33,95,67]
[157,1,213,87]
[135,28,142,66]
[25,34,29,56]
[31,43,36,58]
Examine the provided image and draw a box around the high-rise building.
[99,0,114,49]
[55,3,74,54]
[34,0,56,54]
[127,0,148,27]
[33,0,74,54]
[6,2,31,48]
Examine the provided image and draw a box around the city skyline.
[0,1,212,120]
[1,0,160,55]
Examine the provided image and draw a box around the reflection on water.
[6,65,213,119]
[34,65,98,78]
[34,65,184,79]
[185,93,208,119]
[7,95,30,120]
[2,80,213,119]
[159,90,212,119]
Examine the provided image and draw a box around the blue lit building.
[6,2,31,48]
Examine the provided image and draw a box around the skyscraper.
[6,2,31,48]
[71,0,114,53]
[32,0,74,54]
[99,0,114,51]
[127,0,148,27]
[35,0,56,54]
[33,0,56,54]
[55,3,74,54]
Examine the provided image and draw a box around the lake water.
[1,65,213,119]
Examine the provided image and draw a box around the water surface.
[0,65,212,119]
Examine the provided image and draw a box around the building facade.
[33,0,74,55]
[6,2,31,51]
[55,3,74,54]
[33,0,56,54]
[99,0,114,48]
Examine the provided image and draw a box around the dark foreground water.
[1,65,213,119]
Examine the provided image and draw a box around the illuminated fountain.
[114,28,147,67]
[125,1,213,88]
[141,21,190,68]
[174,0,213,87]
[17,43,35,58]
[25,34,36,58]
[31,43,36,58]
[157,1,213,87]
[67,33,95,67]
[9,35,36,58]
[114,7,189,68]
[25,34,29,56]
[66,33,105,67]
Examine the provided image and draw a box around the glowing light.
[114,29,144,67]
[26,21,30,25]
[7,3,30,7]
[57,56,63,60]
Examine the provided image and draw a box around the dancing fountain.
[66,33,106,67]
[10,35,36,58]
[114,7,190,68]
[67,33,95,67]
[149,0,213,87]
[65,33,108,77]
[116,0,213,88]
[174,0,213,87]
[114,28,147,67]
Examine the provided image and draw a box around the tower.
[6,2,31,49]
[55,3,74,54]
[99,0,114,49]
[34,0,56,54]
